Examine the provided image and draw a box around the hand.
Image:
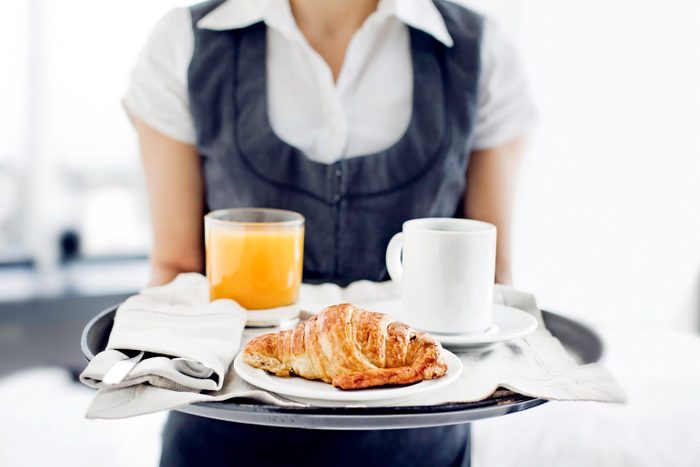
[495,263,514,286]
[148,265,185,287]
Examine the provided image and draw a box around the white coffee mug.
[385,218,497,335]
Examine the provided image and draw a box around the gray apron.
[161,1,484,465]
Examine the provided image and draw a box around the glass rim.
[205,208,305,228]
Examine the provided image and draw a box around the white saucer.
[233,349,463,407]
[428,304,538,349]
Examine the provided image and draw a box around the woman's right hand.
[133,117,205,286]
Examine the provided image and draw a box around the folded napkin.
[80,273,247,417]
[407,287,626,405]
[82,274,625,419]
[295,281,626,406]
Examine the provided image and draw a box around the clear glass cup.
[205,208,305,309]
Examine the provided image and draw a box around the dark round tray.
[81,306,602,430]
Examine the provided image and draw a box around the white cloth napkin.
[300,281,626,405]
[82,274,625,419]
[80,273,248,417]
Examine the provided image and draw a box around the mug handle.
[385,232,405,284]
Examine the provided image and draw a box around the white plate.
[233,349,463,407]
[429,304,538,348]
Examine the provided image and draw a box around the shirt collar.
[377,0,454,46]
[197,0,454,47]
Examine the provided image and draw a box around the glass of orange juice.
[205,208,304,309]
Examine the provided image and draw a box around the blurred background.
[0,0,698,466]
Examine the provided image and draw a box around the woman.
[126,0,534,465]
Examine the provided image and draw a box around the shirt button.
[335,169,342,177]
[334,194,341,202]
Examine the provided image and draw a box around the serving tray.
[81,306,602,430]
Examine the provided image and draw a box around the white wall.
[461,0,700,330]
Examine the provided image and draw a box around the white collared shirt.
[124,0,535,164]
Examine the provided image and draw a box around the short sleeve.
[472,18,537,150]
[123,8,197,144]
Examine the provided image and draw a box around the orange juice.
[206,226,304,309]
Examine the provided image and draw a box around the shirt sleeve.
[472,17,537,150]
[122,7,197,145]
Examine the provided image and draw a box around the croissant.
[242,303,448,390]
